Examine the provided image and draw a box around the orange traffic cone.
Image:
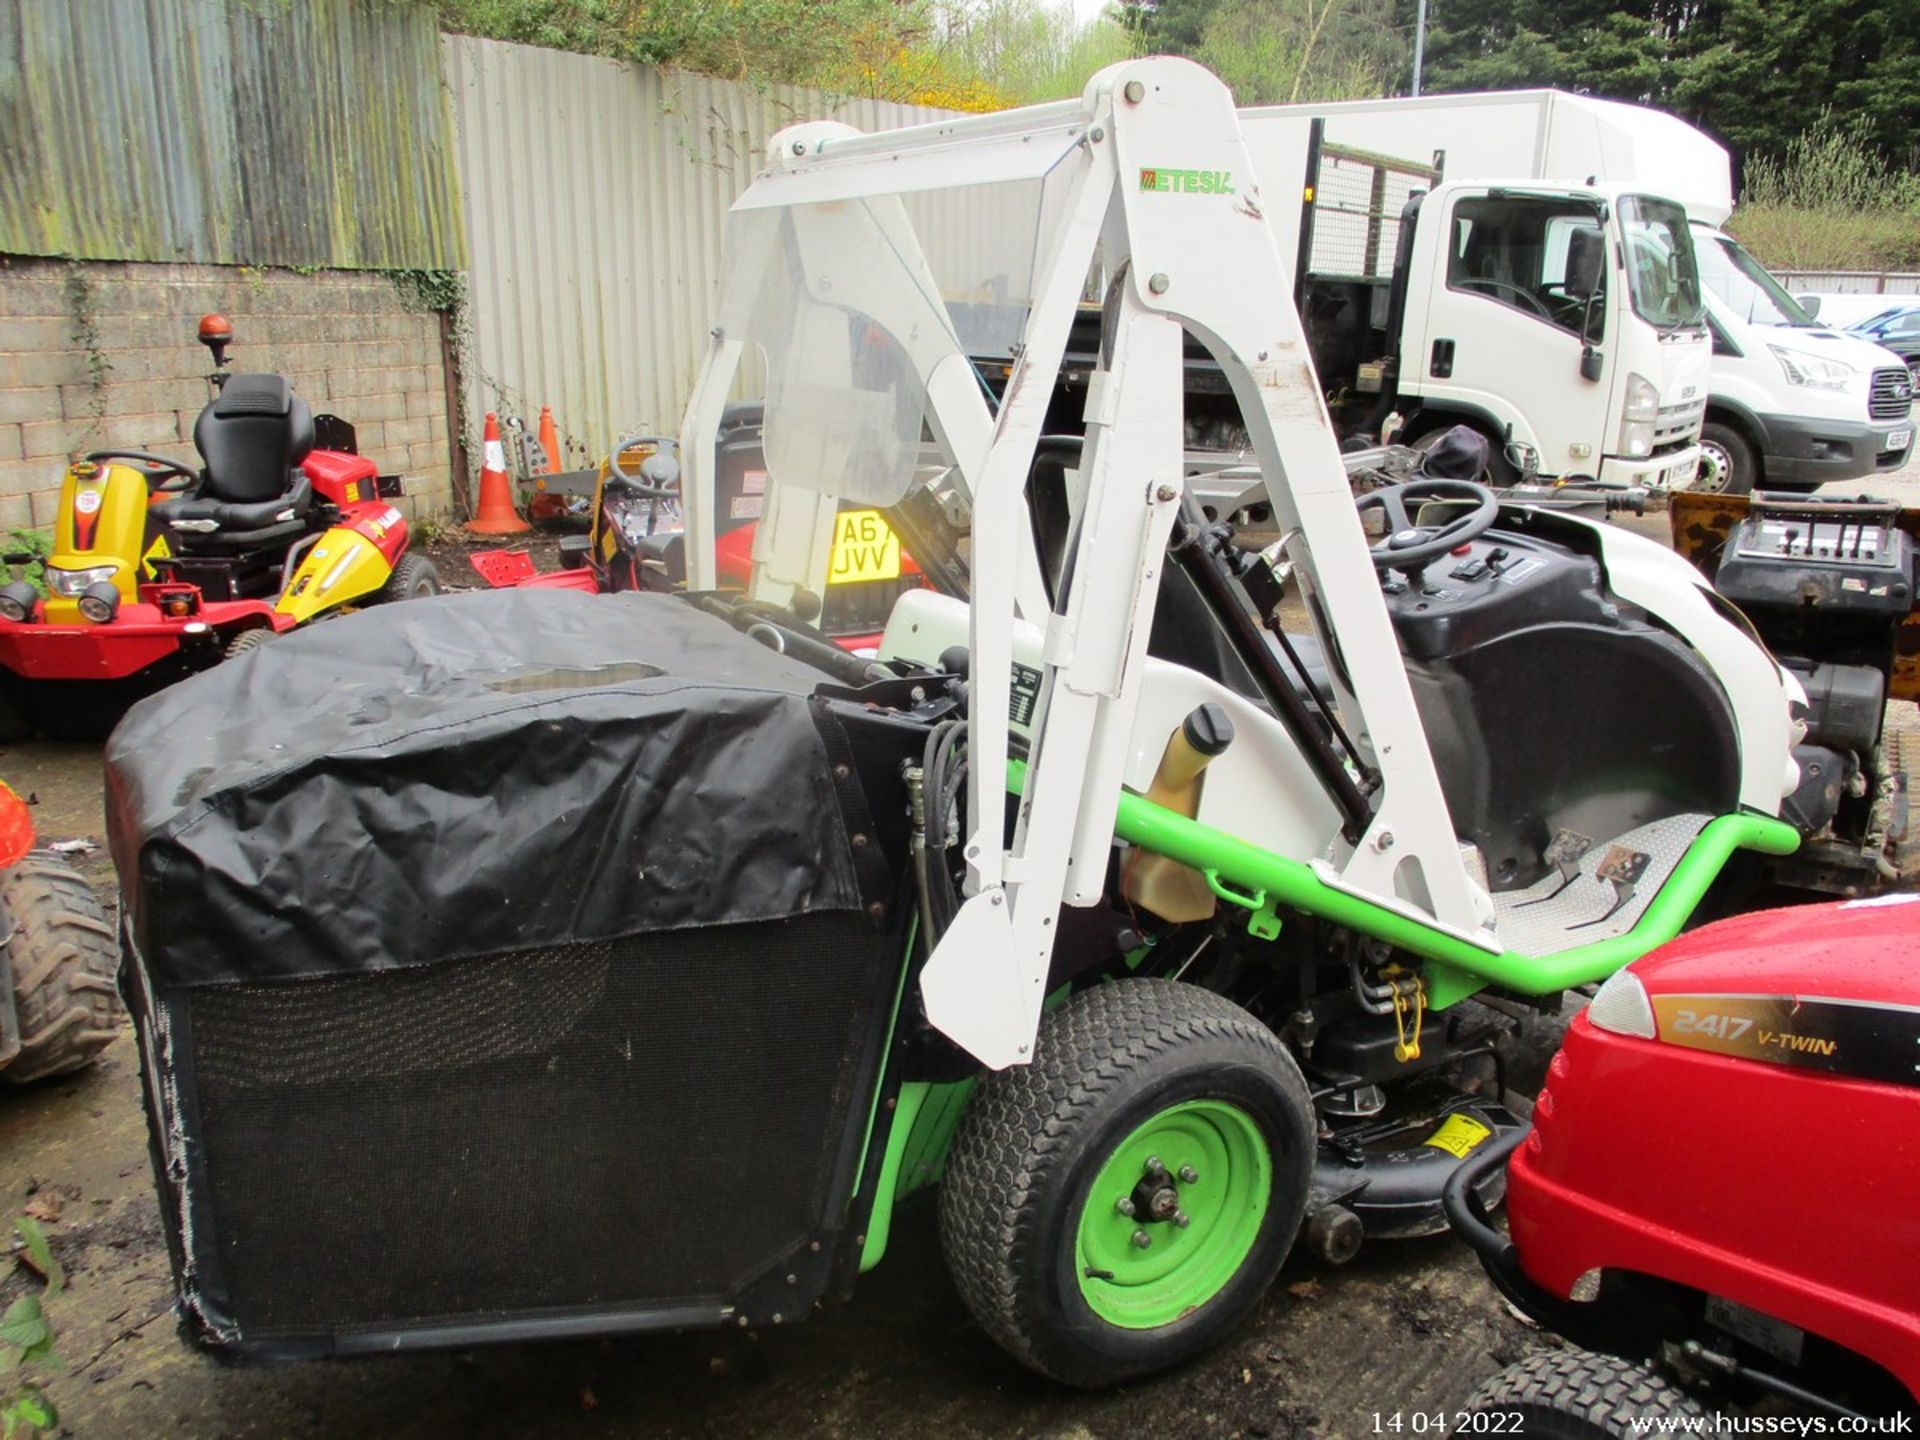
[468,411,529,536]
[528,404,569,522]
[536,406,560,473]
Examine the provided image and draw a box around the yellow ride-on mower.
[0,316,441,736]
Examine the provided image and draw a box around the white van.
[1691,226,1914,491]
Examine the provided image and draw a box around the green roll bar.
[1009,760,1799,1008]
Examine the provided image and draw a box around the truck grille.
[1654,398,1705,447]
[1870,367,1913,421]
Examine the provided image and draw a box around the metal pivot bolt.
[1178,1164,1199,1184]
[1155,482,1178,503]
[1148,272,1170,295]
[1132,1229,1152,1249]
[1123,79,1146,103]
[1372,830,1395,853]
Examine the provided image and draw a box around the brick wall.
[0,258,460,534]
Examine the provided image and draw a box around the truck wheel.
[1461,1351,1712,1437]
[938,978,1313,1387]
[1695,421,1757,495]
[1,854,120,1084]
[381,553,442,603]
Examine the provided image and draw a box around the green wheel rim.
[1074,1098,1272,1329]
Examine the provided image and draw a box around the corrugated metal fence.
[0,0,462,268]
[444,36,982,464]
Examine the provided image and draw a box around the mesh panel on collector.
[172,913,890,1336]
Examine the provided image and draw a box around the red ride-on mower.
[0,316,441,737]
[1446,896,1920,1431]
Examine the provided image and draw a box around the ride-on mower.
[472,406,930,651]
[1447,895,1919,1430]
[108,60,1913,1387]
[0,316,441,735]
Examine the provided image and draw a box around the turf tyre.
[938,978,1313,1387]
[1460,1350,1712,1437]
[381,553,442,603]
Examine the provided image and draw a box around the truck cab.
[1394,181,1711,489]
[1689,223,1915,492]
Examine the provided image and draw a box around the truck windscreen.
[1696,231,1814,328]
[1620,197,1704,331]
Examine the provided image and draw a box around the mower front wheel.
[1461,1351,1713,1437]
[938,978,1314,1387]
[381,553,442,604]
[224,627,275,661]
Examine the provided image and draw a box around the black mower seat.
[154,474,314,552]
[192,373,315,505]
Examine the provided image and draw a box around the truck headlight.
[1620,373,1658,458]
[45,564,118,597]
[1768,344,1853,391]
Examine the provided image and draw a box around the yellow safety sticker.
[1422,1113,1492,1160]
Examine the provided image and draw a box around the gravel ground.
[1,450,1915,1440]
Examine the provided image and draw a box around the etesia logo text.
[1140,167,1235,195]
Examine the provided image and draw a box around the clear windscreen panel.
[713,167,1075,511]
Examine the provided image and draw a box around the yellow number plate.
[828,509,901,584]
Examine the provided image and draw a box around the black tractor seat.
[155,372,318,551]
[153,473,314,551]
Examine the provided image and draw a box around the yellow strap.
[1391,975,1426,1062]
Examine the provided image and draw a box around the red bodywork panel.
[0,782,33,867]
[302,449,381,508]
[1509,896,1920,1398]
[0,599,289,680]
[469,549,596,593]
[336,500,409,565]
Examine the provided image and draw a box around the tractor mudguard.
[275,505,407,623]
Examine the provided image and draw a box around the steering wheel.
[1454,278,1554,322]
[605,437,681,498]
[1355,478,1500,571]
[85,449,198,493]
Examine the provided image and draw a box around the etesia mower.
[0,316,441,736]
[107,59,1916,1389]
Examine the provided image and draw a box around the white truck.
[1236,110,1712,492]
[1243,89,1915,493]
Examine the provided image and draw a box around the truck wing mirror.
[1565,227,1604,300]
